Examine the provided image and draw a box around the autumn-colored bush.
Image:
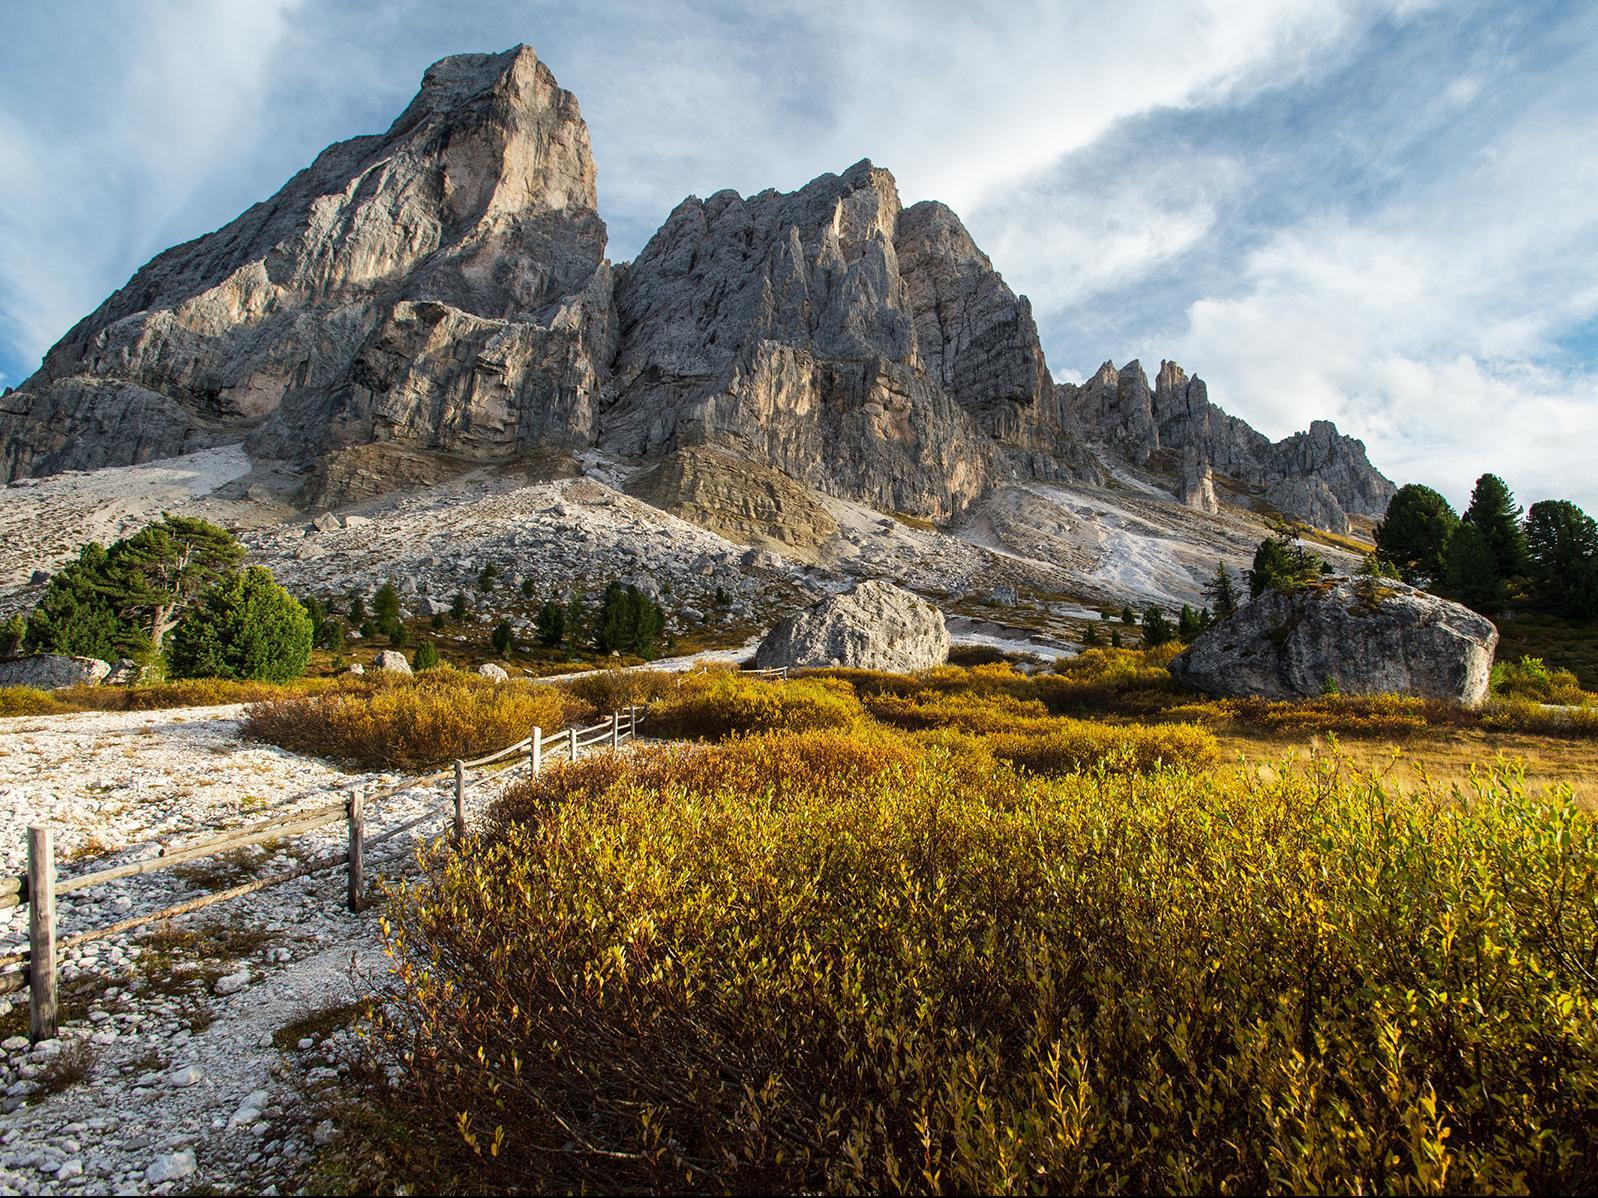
[556,667,684,715]
[989,719,1219,775]
[242,669,584,769]
[1479,697,1598,739]
[367,736,1598,1194]
[644,670,867,740]
[1490,655,1595,706]
[0,674,358,719]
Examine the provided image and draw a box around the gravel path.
[0,703,606,1194]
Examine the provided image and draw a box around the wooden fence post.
[27,826,57,1043]
[453,760,467,839]
[531,726,543,777]
[346,788,366,913]
[570,725,579,762]
[611,712,621,750]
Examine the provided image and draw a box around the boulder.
[754,580,949,672]
[1169,576,1497,703]
[989,584,1019,607]
[476,663,509,681]
[0,654,111,689]
[104,658,144,686]
[372,650,412,675]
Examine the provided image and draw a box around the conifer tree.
[1525,500,1598,620]
[1375,484,1458,585]
[536,601,565,647]
[1205,563,1239,618]
[1442,521,1505,612]
[1142,607,1174,647]
[167,567,312,682]
[1462,473,1528,581]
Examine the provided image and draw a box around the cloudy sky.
[3,0,1595,512]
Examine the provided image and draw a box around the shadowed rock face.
[1062,359,1395,531]
[1,43,1392,535]
[0,45,615,496]
[1169,576,1497,703]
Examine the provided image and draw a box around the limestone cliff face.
[1,44,1392,537]
[603,162,1091,520]
[1062,359,1393,532]
[0,46,616,496]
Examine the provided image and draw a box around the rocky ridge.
[0,44,1392,536]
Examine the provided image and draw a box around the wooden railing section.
[0,705,645,1041]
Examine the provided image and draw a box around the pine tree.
[1462,473,1528,581]
[1375,484,1458,585]
[1525,500,1598,620]
[1205,563,1240,618]
[1177,605,1204,642]
[1248,535,1321,597]
[1442,521,1505,612]
[167,567,312,682]
[1080,624,1101,646]
[412,641,440,670]
[536,601,566,647]
[373,581,401,625]
[520,577,537,599]
[564,590,586,650]
[1,613,23,657]
[1110,628,1123,649]
[491,619,515,656]
[449,592,468,621]
[477,562,498,593]
[1142,607,1174,647]
[348,594,367,626]
[1121,606,1137,625]
[23,542,147,661]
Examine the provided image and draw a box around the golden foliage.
[370,736,1598,1194]
[644,669,868,740]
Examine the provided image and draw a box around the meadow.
[258,652,1598,1194]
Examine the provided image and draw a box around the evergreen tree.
[1205,563,1240,619]
[107,516,244,648]
[373,580,401,626]
[477,562,499,593]
[1080,624,1101,646]
[1462,473,1528,581]
[1357,553,1400,578]
[1,613,23,657]
[536,601,566,647]
[348,594,367,626]
[449,592,469,621]
[1248,535,1322,597]
[520,576,537,599]
[1142,607,1174,647]
[1177,605,1205,642]
[594,582,667,658]
[167,567,312,682]
[1442,521,1505,612]
[1375,484,1458,585]
[564,590,587,649]
[23,542,147,661]
[1525,500,1598,620]
[1110,628,1123,648]
[491,619,515,656]
[412,641,440,670]
[1121,606,1137,625]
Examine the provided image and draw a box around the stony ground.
[0,702,626,1195]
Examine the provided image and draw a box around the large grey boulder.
[754,580,948,672]
[1169,576,1497,703]
[0,655,111,689]
[372,650,413,675]
[476,663,509,681]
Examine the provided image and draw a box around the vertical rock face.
[603,161,1092,520]
[1065,358,1393,528]
[0,45,616,499]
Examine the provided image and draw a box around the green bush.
[167,567,313,682]
[368,736,1598,1194]
[413,642,441,671]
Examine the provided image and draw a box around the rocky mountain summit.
[0,44,1392,536]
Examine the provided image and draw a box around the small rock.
[145,1150,196,1185]
[0,1037,27,1053]
[213,970,250,997]
[167,1064,202,1088]
[55,1159,83,1181]
[475,663,508,681]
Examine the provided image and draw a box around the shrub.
[412,642,440,671]
[242,670,584,769]
[988,719,1218,775]
[556,668,681,714]
[167,566,313,682]
[369,739,1598,1194]
[1490,655,1592,706]
[645,670,866,740]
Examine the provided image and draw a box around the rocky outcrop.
[1063,360,1393,530]
[0,654,111,689]
[626,446,840,562]
[603,162,1094,520]
[1,46,615,494]
[372,650,412,675]
[1168,576,1497,703]
[754,579,948,671]
[476,662,509,680]
[1178,453,1219,515]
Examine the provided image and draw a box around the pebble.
[144,1149,195,1185]
[166,1065,202,1089]
[213,971,250,997]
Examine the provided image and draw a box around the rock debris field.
[0,702,615,1195]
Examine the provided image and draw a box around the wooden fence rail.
[3,704,647,1040]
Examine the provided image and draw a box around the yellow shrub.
[369,737,1598,1195]
[645,670,867,740]
[0,686,65,717]
[989,719,1219,775]
[241,669,584,769]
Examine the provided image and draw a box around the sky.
[2,0,1595,513]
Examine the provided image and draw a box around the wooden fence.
[746,666,789,680]
[0,705,645,1042]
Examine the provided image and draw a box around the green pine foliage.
[1,613,23,657]
[492,620,515,656]
[1142,607,1175,647]
[449,592,468,621]
[1177,604,1206,642]
[1525,500,1598,620]
[1443,521,1506,612]
[1462,472,1528,580]
[1205,562,1239,618]
[594,582,667,659]
[167,567,313,683]
[1375,484,1458,585]
[536,601,566,648]
[1247,534,1322,597]
[413,642,441,671]
[1120,606,1137,625]
[23,542,148,662]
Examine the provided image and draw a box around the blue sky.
[2,0,1595,512]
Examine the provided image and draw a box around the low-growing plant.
[645,669,867,740]
[368,736,1598,1194]
[241,669,585,769]
[1490,654,1593,705]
